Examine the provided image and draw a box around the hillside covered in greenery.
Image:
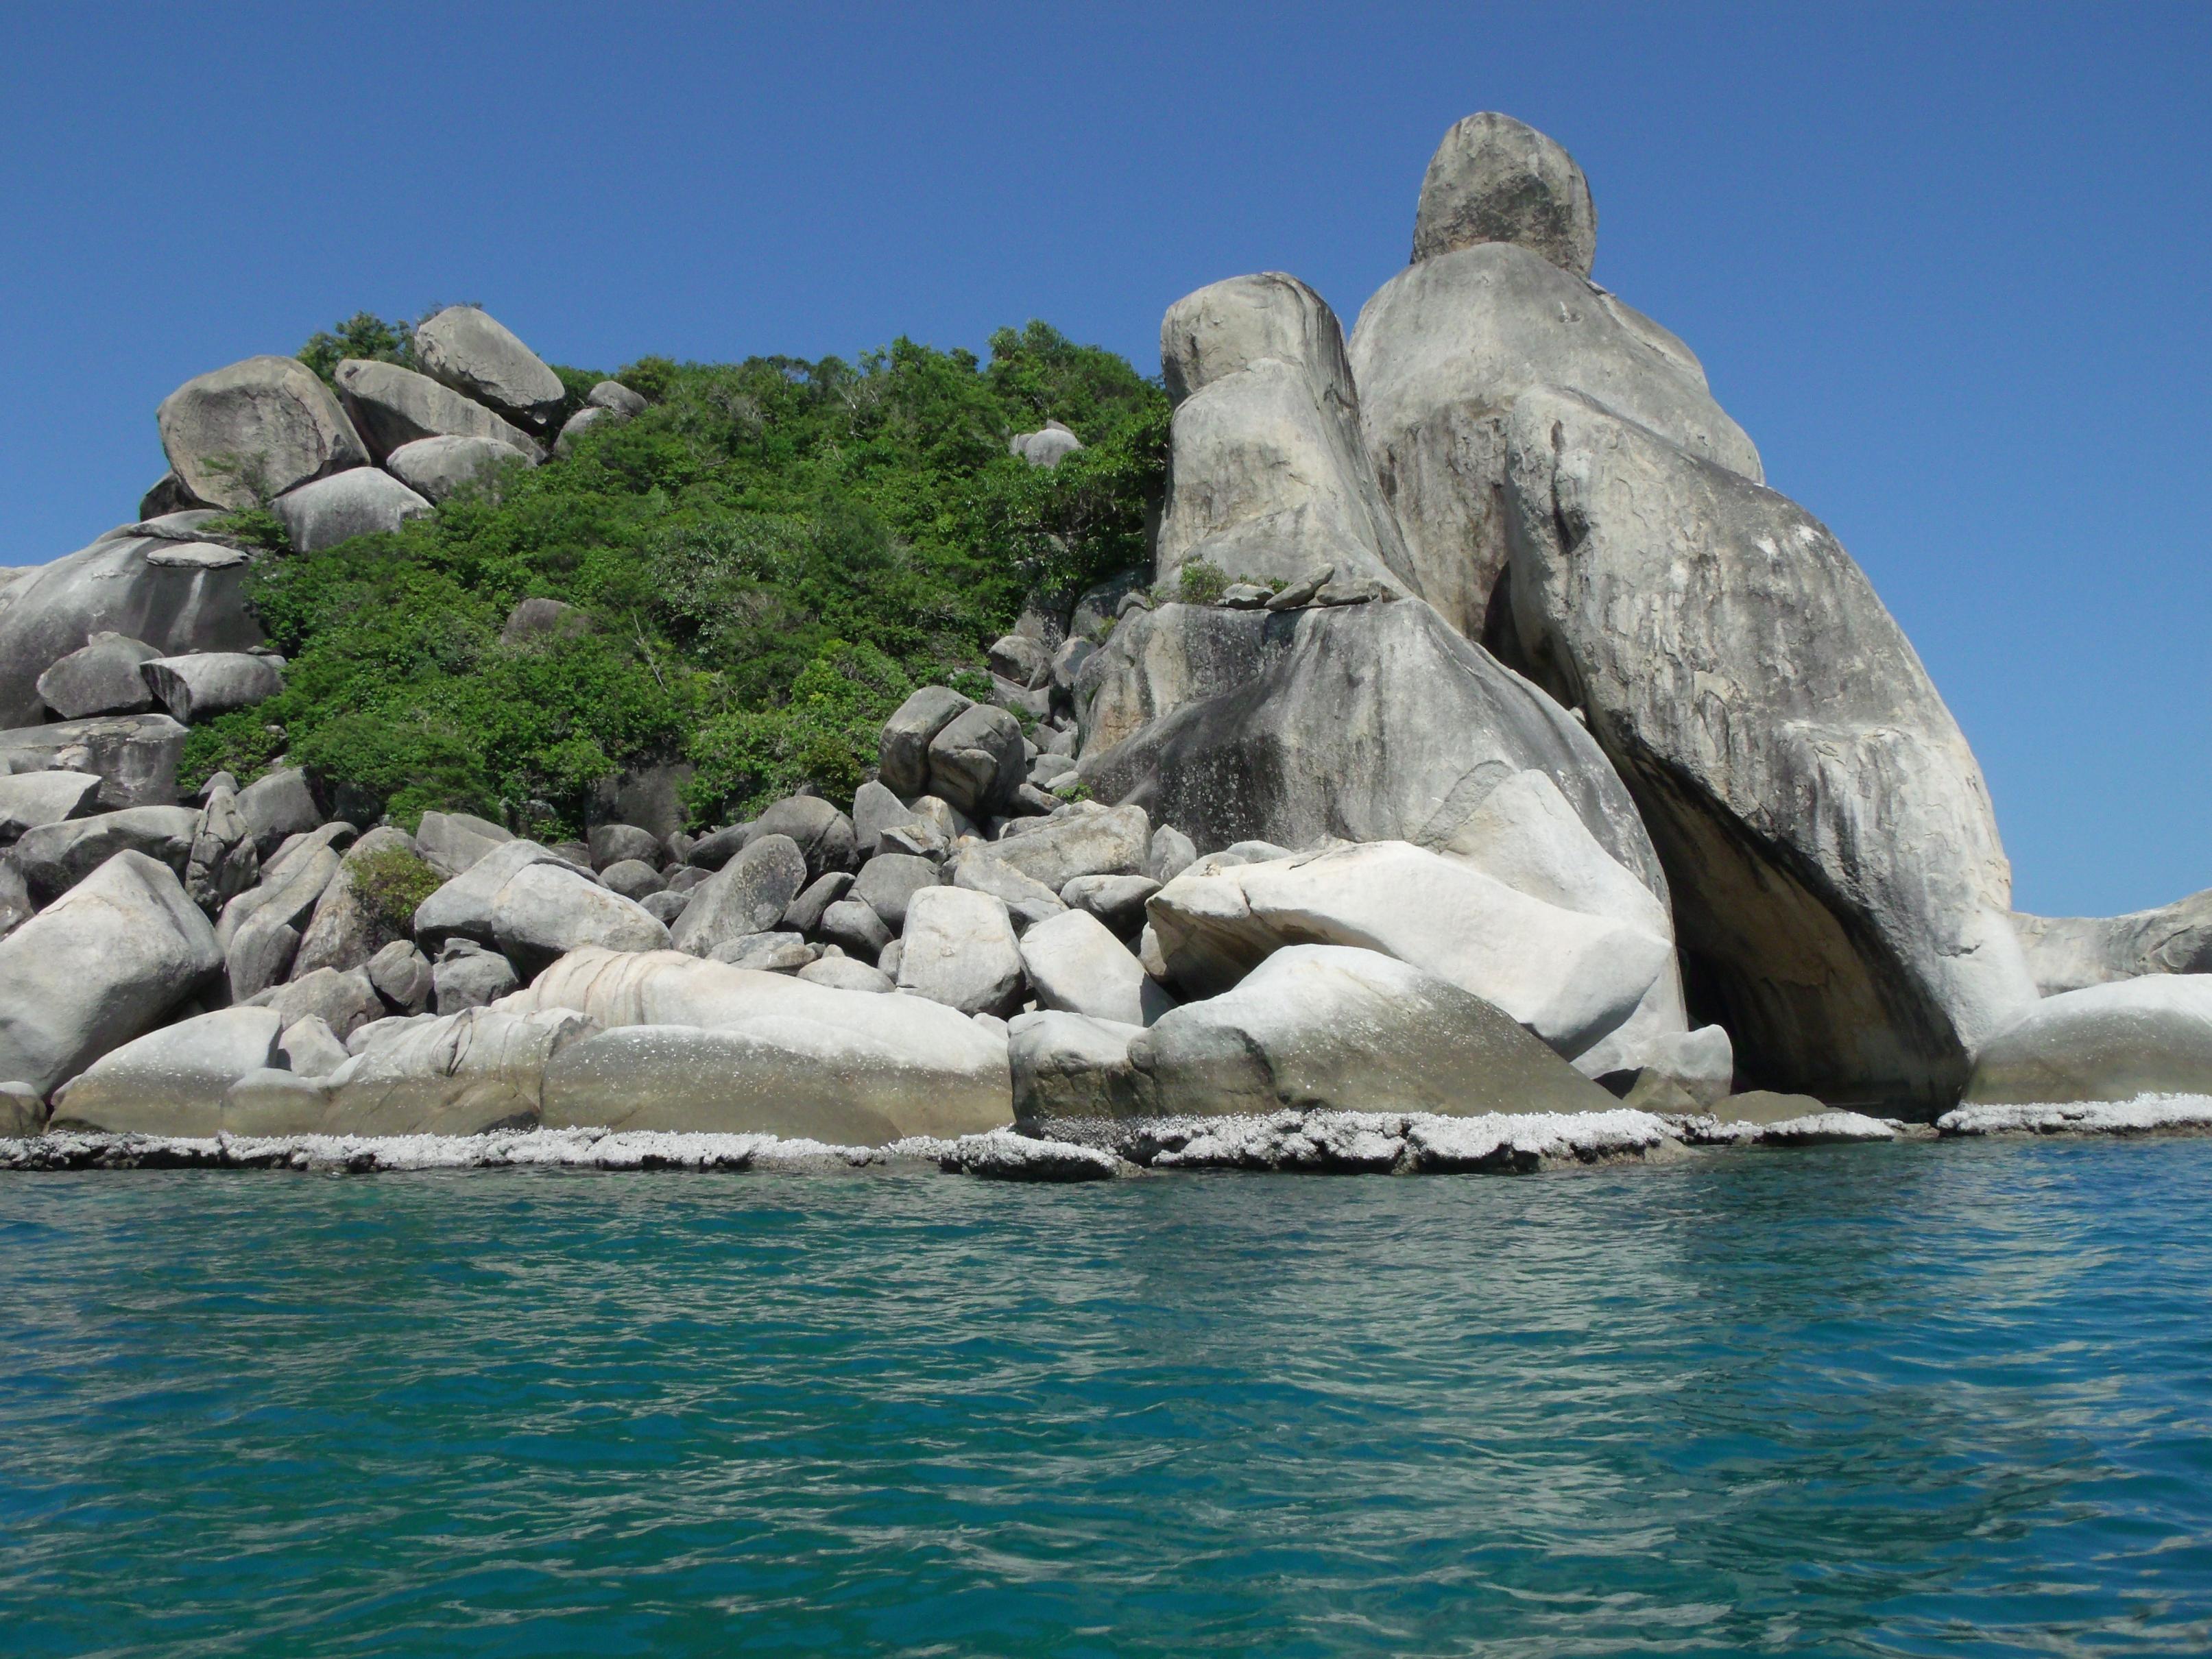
[184,314,1168,833]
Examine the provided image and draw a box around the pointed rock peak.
[1412,112,1596,277]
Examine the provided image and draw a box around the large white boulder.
[1149,840,1669,1058]
[505,945,1013,1141]
[1017,908,1173,1026]
[271,468,432,553]
[140,651,283,724]
[1130,944,1618,1117]
[2010,890,2212,995]
[0,851,222,1094]
[1008,1010,1153,1121]
[49,1007,285,1135]
[895,886,1024,1017]
[156,354,368,509]
[333,359,542,463]
[385,434,534,503]
[1964,978,2212,1106]
[413,306,566,431]
[1410,111,1598,274]
[14,806,200,901]
[669,833,808,955]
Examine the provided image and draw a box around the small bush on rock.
[349,846,444,938]
[1178,560,1229,605]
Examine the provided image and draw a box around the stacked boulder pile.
[0,114,2205,1161]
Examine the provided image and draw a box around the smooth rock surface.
[333,360,541,463]
[0,770,103,842]
[669,834,807,956]
[14,806,200,901]
[36,632,159,718]
[413,306,566,430]
[271,468,431,553]
[895,886,1024,1017]
[140,651,283,724]
[1008,1011,1154,1122]
[1410,111,1598,274]
[1965,977,2212,1106]
[1018,908,1173,1026]
[385,434,533,503]
[156,354,368,509]
[49,1007,284,1136]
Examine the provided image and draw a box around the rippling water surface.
[4,1137,2211,1656]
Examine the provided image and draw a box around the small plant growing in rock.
[1177,560,1229,605]
[349,847,444,941]
[195,507,289,552]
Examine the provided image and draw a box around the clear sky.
[2,2,2206,917]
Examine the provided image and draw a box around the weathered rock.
[989,633,1053,689]
[0,529,261,729]
[895,886,1024,1016]
[585,822,660,871]
[1156,273,1415,600]
[1060,872,1159,936]
[413,306,566,431]
[156,354,368,509]
[1150,841,1669,1058]
[2011,891,2212,996]
[1009,420,1083,469]
[0,715,189,810]
[587,380,647,417]
[682,822,748,871]
[413,809,512,877]
[780,871,852,934]
[0,1082,45,1138]
[970,803,1150,893]
[385,434,534,503]
[139,472,200,518]
[950,849,1066,931]
[1964,977,2212,1106]
[0,851,222,1094]
[851,853,941,932]
[850,779,907,858]
[251,1008,597,1138]
[710,931,815,973]
[139,651,283,724]
[879,686,972,797]
[554,404,625,458]
[237,767,320,855]
[270,468,431,553]
[1018,909,1173,1026]
[598,859,665,901]
[943,1129,1120,1181]
[14,806,200,901]
[1410,112,1598,274]
[184,782,257,912]
[640,889,690,925]
[1593,1024,1735,1112]
[226,919,300,1002]
[0,770,104,842]
[926,703,1026,818]
[278,1015,350,1078]
[365,940,433,1014]
[49,1007,285,1135]
[749,795,857,880]
[1145,824,1198,886]
[333,359,542,463]
[411,838,581,947]
[515,946,1013,1142]
[480,861,668,973]
[798,956,894,993]
[253,966,384,1041]
[817,897,892,958]
[1349,243,1760,639]
[36,631,160,718]
[668,833,808,956]
[433,939,520,1013]
[1132,944,1617,1118]
[1009,1010,1154,1122]
[289,826,411,978]
[1502,389,2033,1106]
[498,596,588,649]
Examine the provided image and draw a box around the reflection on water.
[3,1138,2209,1656]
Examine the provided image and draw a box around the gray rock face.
[0,714,188,810]
[588,380,647,417]
[254,967,385,1041]
[1348,242,1759,640]
[1131,944,1617,1118]
[1591,1024,1735,1112]
[879,686,972,798]
[414,809,512,877]
[37,631,159,718]
[1965,977,2212,1106]
[279,1015,351,1078]
[0,851,222,1095]
[797,956,893,994]
[598,859,664,902]
[0,532,261,729]
[669,834,808,956]
[780,871,852,934]
[1060,873,1159,937]
[749,795,858,880]
[895,886,1024,1017]
[237,767,321,855]
[850,779,907,858]
[1502,389,2033,1107]
[1156,274,1415,601]
[1009,421,1083,469]
[365,940,433,1014]
[0,1082,44,1138]
[951,849,1068,931]
[332,359,542,463]
[1017,909,1173,1026]
[0,770,103,842]
[184,781,258,912]
[1079,599,1667,906]
[298,1008,594,1137]
[851,853,941,932]
[712,932,814,973]
[2012,891,2212,995]
[480,862,669,973]
[49,1007,285,1136]
[586,823,661,871]
[552,404,618,458]
[156,355,368,509]
[14,806,200,902]
[1410,112,1598,275]
[516,946,1013,1143]
[817,897,892,959]
[498,596,587,649]
[1009,1010,1153,1122]
[140,652,283,724]
[271,468,432,553]
[385,435,534,504]
[433,939,520,1013]
[411,838,584,948]
[413,306,566,431]
[289,826,412,979]
[926,704,1026,818]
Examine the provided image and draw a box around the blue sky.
[2,2,2206,917]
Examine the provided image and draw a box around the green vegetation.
[180,318,1168,832]
[348,846,445,940]
[1177,559,1229,605]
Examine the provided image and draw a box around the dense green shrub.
[1177,559,1229,605]
[349,846,445,939]
[298,311,418,383]
[180,313,1168,832]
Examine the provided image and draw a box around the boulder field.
[0,114,2202,1159]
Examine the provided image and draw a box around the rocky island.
[2,114,2205,1177]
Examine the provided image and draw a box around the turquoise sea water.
[3,1138,2210,1656]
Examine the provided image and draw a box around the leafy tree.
[298,311,418,383]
